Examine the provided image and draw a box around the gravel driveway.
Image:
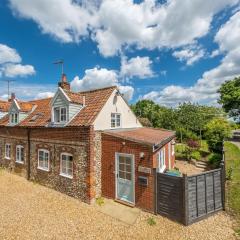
[0,170,237,240]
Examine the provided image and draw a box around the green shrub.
[208,153,222,167]
[96,197,105,206]
[205,118,231,152]
[147,217,156,226]
[191,151,201,160]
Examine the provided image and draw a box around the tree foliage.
[131,100,224,141]
[205,118,231,152]
[218,77,240,121]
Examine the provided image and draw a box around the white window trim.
[10,112,19,124]
[60,153,73,179]
[158,147,166,173]
[52,106,68,123]
[5,143,11,159]
[37,149,50,172]
[172,141,175,156]
[16,145,24,164]
[111,113,121,128]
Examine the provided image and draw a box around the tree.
[205,118,231,152]
[218,77,240,121]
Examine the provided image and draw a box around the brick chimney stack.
[58,73,70,91]
[8,92,15,102]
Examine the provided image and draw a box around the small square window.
[16,145,24,163]
[38,149,50,171]
[5,144,11,159]
[111,113,121,128]
[60,153,73,178]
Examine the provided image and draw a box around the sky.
[0,0,240,106]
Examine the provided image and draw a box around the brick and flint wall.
[0,126,97,203]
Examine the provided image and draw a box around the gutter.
[27,128,31,180]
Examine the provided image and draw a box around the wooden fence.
[156,161,225,225]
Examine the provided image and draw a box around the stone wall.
[94,131,102,198]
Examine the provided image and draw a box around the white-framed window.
[111,113,121,128]
[10,113,18,124]
[16,145,24,163]
[158,147,166,173]
[38,149,50,171]
[53,107,67,123]
[60,153,73,178]
[172,141,175,156]
[5,143,11,159]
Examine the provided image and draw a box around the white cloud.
[118,85,134,101]
[120,56,154,79]
[0,43,35,78]
[3,63,35,77]
[0,82,56,101]
[70,66,134,101]
[143,11,240,106]
[35,91,55,99]
[9,0,97,43]
[172,45,206,65]
[9,0,239,57]
[71,67,118,91]
[0,44,21,64]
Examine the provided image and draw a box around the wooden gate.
[156,166,225,225]
[156,173,184,223]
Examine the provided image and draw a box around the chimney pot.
[9,93,15,102]
[58,73,70,91]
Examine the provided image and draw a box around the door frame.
[115,152,135,205]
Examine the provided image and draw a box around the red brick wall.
[101,133,155,212]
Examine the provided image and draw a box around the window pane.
[119,163,125,171]
[119,171,125,179]
[126,173,131,180]
[126,164,131,172]
[61,108,67,122]
[125,157,131,165]
[54,108,60,122]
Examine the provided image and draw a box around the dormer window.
[10,113,18,124]
[54,107,67,123]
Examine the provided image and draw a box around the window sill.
[16,161,24,165]
[37,167,50,172]
[5,157,11,160]
[60,173,73,179]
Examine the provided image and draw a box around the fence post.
[183,174,189,226]
[220,147,226,210]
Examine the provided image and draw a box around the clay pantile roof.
[64,90,85,104]
[17,101,35,112]
[0,86,117,127]
[19,98,52,127]
[0,100,10,112]
[68,86,117,126]
[103,127,175,147]
[0,114,9,126]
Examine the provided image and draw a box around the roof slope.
[0,100,10,112]
[68,86,117,126]
[0,86,117,127]
[103,127,175,146]
[19,98,52,127]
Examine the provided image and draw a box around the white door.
[115,153,135,204]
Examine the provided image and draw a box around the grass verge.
[225,141,240,236]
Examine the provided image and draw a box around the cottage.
[0,74,175,212]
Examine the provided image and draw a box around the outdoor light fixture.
[122,141,126,146]
[140,152,145,159]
